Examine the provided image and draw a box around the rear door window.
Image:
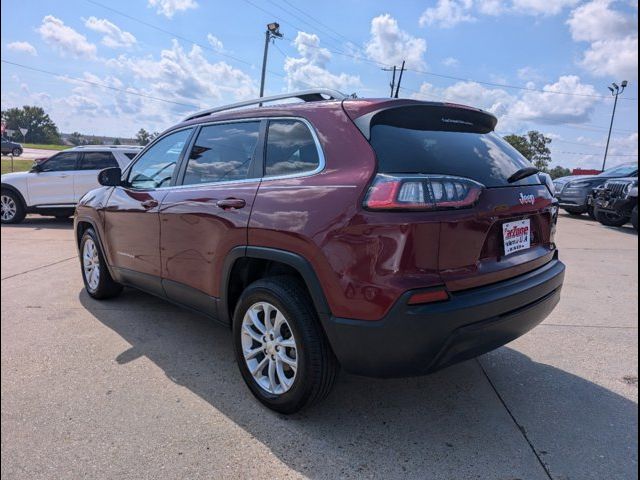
[369,106,539,187]
[79,152,118,170]
[182,122,260,185]
[265,120,320,177]
[41,152,79,172]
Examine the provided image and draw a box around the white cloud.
[411,75,600,130]
[37,15,96,59]
[108,40,256,117]
[579,36,638,80]
[510,0,579,15]
[7,41,38,56]
[425,0,578,20]
[567,0,638,79]
[509,76,600,124]
[366,14,427,67]
[419,0,475,28]
[206,34,224,52]
[284,32,360,92]
[567,0,635,42]
[442,57,460,67]
[84,17,136,48]
[148,0,198,18]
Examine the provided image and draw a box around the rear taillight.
[364,174,484,211]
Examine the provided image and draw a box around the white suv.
[1,145,142,224]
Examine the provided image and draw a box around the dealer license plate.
[502,219,531,256]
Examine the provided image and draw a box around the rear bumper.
[323,256,565,377]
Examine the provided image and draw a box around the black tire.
[594,208,630,227]
[631,206,638,231]
[563,208,583,216]
[232,276,338,414]
[80,228,123,299]
[12,147,22,157]
[1,189,26,224]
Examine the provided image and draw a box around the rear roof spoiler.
[351,103,498,140]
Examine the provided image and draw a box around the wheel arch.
[75,216,119,280]
[1,183,27,210]
[220,246,331,326]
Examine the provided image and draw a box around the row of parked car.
[554,162,638,231]
[1,145,142,223]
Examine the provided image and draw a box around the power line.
[404,70,637,101]
[85,0,329,92]
[1,60,201,109]
[240,0,638,103]
[86,0,256,68]
[264,0,353,53]
[278,0,359,47]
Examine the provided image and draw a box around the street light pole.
[259,22,283,105]
[602,80,628,172]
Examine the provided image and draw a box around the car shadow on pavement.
[79,288,638,479]
[1,216,73,230]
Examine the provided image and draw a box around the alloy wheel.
[83,238,101,291]
[241,301,298,395]
[1,195,17,222]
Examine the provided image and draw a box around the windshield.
[599,164,638,177]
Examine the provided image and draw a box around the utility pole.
[602,80,628,171]
[382,66,397,97]
[259,22,283,105]
[394,60,405,98]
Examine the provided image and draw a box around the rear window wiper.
[508,166,539,183]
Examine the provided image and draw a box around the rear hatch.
[351,102,557,291]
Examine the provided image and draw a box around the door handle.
[216,198,246,210]
[141,199,159,209]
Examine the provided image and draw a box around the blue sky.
[1,0,637,169]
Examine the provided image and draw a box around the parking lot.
[1,213,637,479]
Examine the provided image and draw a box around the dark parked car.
[1,138,23,156]
[74,89,565,413]
[554,162,638,218]
[593,177,638,230]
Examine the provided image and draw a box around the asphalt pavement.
[1,213,637,480]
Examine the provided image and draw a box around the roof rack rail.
[183,88,347,122]
[72,145,143,149]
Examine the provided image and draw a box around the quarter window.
[41,152,79,172]
[182,122,260,185]
[79,152,119,170]
[265,120,320,177]
[127,129,192,189]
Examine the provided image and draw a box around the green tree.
[548,165,572,179]
[136,128,151,146]
[113,137,122,145]
[504,131,553,172]
[69,131,86,146]
[0,106,61,144]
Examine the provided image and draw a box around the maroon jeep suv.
[74,89,565,413]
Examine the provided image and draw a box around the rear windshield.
[369,108,540,187]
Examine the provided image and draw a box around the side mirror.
[98,167,122,187]
[30,163,43,173]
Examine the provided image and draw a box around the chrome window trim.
[142,116,326,190]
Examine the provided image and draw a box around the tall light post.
[602,80,628,171]
[259,22,283,104]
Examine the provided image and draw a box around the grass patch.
[22,143,69,151]
[1,158,34,175]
